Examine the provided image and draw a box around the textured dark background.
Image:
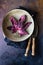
[0,0,43,65]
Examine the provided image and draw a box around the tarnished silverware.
[31,22,38,56]
[24,38,31,56]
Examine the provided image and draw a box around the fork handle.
[24,38,31,56]
[32,38,35,56]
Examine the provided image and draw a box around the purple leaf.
[17,29,28,36]
[11,26,17,33]
[19,15,26,23]
[17,15,26,28]
[8,15,32,36]
[17,21,23,29]
[10,16,17,25]
[7,26,12,30]
[7,26,17,33]
[23,22,32,30]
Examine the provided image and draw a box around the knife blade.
[31,21,38,56]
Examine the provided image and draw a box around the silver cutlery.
[24,38,31,56]
[31,22,38,56]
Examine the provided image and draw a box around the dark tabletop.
[0,0,43,65]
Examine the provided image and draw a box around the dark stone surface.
[0,26,43,65]
[0,34,43,65]
[0,0,43,65]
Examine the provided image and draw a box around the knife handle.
[24,38,31,56]
[32,38,35,56]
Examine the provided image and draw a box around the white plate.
[2,9,34,42]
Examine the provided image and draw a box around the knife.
[31,22,38,56]
[24,38,31,56]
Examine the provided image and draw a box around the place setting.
[2,6,42,65]
[2,6,38,56]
